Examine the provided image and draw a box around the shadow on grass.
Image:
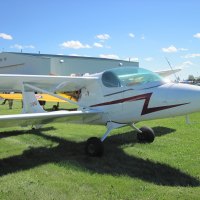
[0,127,56,139]
[0,126,199,187]
[153,126,176,137]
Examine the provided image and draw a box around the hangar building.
[0,52,139,75]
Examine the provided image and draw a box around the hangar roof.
[3,52,138,65]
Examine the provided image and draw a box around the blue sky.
[1,0,200,79]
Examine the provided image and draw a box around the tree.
[188,75,195,81]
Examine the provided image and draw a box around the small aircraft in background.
[0,92,77,103]
[0,92,77,110]
[0,66,198,157]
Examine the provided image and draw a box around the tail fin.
[22,91,46,114]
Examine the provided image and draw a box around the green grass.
[0,100,200,199]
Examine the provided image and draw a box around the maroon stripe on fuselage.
[90,93,190,115]
[90,93,149,107]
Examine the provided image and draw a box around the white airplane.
[0,66,199,157]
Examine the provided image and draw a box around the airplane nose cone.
[174,83,200,101]
[158,83,200,115]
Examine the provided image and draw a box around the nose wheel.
[137,126,155,143]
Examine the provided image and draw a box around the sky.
[1,0,200,80]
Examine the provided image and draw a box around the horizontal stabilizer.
[155,68,181,77]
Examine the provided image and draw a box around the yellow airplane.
[0,93,77,103]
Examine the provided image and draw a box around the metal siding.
[0,52,139,75]
[50,57,138,75]
[0,53,50,75]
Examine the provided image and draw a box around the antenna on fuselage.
[165,57,179,82]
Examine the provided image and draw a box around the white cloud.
[162,45,188,53]
[177,61,193,69]
[162,45,178,53]
[130,57,139,62]
[183,53,200,58]
[179,48,188,51]
[129,33,135,38]
[68,54,90,57]
[96,34,110,40]
[10,44,35,49]
[93,42,103,48]
[11,44,23,49]
[0,33,13,40]
[60,40,91,49]
[99,54,119,60]
[193,33,200,38]
[68,54,80,56]
[144,57,153,62]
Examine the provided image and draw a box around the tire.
[137,126,155,143]
[85,137,104,157]
[52,105,58,111]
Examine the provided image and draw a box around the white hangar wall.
[0,52,139,75]
[50,56,139,75]
[0,52,51,75]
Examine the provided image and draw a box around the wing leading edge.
[0,110,104,128]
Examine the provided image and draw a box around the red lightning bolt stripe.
[90,93,189,115]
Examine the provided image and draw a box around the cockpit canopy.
[102,67,166,88]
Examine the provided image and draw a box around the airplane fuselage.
[78,67,200,125]
[0,67,200,127]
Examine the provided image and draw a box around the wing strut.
[101,122,126,142]
[22,84,46,114]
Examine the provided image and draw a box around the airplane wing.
[0,110,103,128]
[155,68,181,77]
[0,74,99,92]
[0,75,103,128]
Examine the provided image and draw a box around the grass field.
[0,100,200,200]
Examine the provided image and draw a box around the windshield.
[102,67,165,88]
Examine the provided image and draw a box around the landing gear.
[85,122,126,157]
[130,123,155,143]
[52,105,59,111]
[52,102,59,111]
[85,123,155,157]
[137,126,155,143]
[85,137,104,157]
